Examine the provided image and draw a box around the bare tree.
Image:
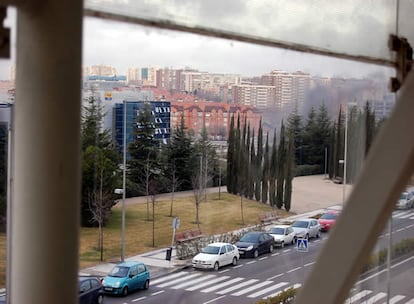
[191,156,204,229]
[148,179,158,247]
[88,162,114,261]
[168,159,182,217]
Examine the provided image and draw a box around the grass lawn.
[0,192,291,288]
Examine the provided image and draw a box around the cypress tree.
[276,121,286,209]
[269,130,277,207]
[284,131,295,211]
[227,114,235,193]
[255,119,263,202]
[261,132,269,204]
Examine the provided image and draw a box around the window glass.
[85,0,397,61]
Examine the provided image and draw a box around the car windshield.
[269,227,285,235]
[400,193,408,200]
[201,245,220,254]
[108,266,129,277]
[320,213,337,220]
[292,221,309,228]
[239,233,259,243]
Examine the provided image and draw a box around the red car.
[318,211,339,232]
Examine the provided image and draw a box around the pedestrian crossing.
[393,209,414,220]
[150,271,414,302]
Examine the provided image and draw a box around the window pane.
[85,0,397,62]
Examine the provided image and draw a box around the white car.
[192,242,239,271]
[396,191,414,209]
[291,218,321,239]
[268,225,296,247]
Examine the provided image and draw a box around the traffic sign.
[297,238,308,252]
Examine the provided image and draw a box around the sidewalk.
[80,175,346,280]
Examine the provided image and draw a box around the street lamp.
[121,100,127,261]
[343,101,357,205]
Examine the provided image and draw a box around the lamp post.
[121,100,127,261]
[343,102,357,205]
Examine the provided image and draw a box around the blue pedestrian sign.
[297,238,308,252]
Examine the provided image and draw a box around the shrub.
[256,287,299,304]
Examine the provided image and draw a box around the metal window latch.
[389,34,413,92]
[0,6,10,59]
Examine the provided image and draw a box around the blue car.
[79,276,104,304]
[102,261,150,296]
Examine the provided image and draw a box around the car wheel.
[144,279,150,290]
[305,234,309,240]
[269,244,274,253]
[214,262,219,271]
[232,256,238,266]
[293,237,297,244]
[122,286,128,296]
[96,294,104,304]
[253,249,259,258]
[316,231,321,238]
[281,241,284,248]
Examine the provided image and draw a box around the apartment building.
[232,84,276,109]
[170,100,261,140]
[261,70,311,108]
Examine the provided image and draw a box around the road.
[104,209,414,304]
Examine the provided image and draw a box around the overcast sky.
[1,1,397,81]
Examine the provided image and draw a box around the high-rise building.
[126,67,142,84]
[232,84,276,109]
[89,64,118,77]
[261,70,310,109]
[113,101,171,155]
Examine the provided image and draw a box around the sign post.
[171,217,180,247]
[297,238,308,283]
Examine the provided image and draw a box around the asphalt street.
[103,209,414,304]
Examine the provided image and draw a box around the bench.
[175,229,204,243]
[259,211,279,223]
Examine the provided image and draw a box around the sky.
[0,1,397,81]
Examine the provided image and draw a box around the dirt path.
[115,175,351,214]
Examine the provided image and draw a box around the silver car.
[291,218,321,239]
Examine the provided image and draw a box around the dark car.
[235,231,275,258]
[79,276,104,304]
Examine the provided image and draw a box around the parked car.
[291,218,321,239]
[268,225,296,247]
[235,231,275,258]
[396,191,414,209]
[192,242,239,271]
[102,261,150,296]
[79,275,104,304]
[318,211,340,232]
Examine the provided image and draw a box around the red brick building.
[170,101,262,140]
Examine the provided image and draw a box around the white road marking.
[200,277,243,293]
[156,273,202,288]
[171,274,216,289]
[389,294,406,303]
[216,279,259,294]
[365,292,386,304]
[304,262,315,267]
[203,295,226,304]
[286,267,301,273]
[150,271,188,285]
[186,276,230,291]
[151,290,164,296]
[247,282,289,298]
[132,297,146,302]
[259,257,268,260]
[219,269,230,274]
[345,290,372,304]
[271,252,280,257]
[267,273,284,280]
[231,281,273,296]
[246,261,256,265]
